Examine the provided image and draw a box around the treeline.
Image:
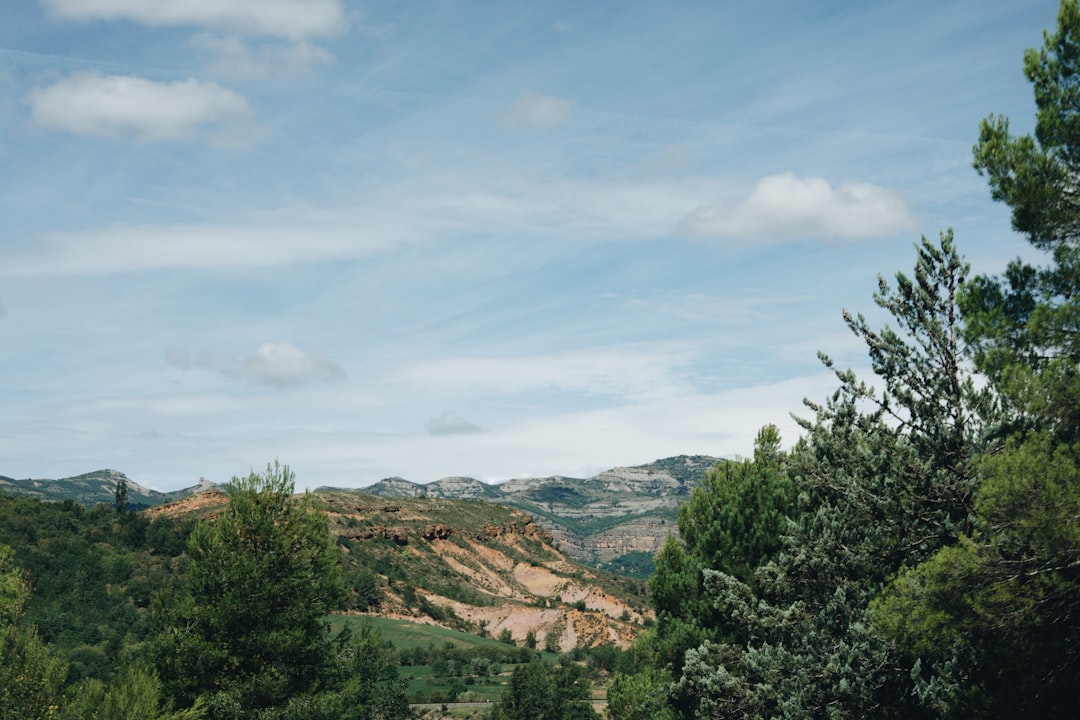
[0,465,638,719]
[605,4,1080,719]
[0,463,411,720]
[0,492,192,685]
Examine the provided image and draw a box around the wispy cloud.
[0,220,411,276]
[192,34,334,79]
[398,346,695,402]
[0,176,723,276]
[678,172,916,242]
[500,93,572,128]
[427,411,481,436]
[27,72,250,141]
[39,0,347,41]
[167,343,346,387]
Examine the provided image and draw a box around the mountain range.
[1,454,721,571]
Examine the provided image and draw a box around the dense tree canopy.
[616,4,1080,719]
[488,658,597,720]
[0,543,68,720]
[868,3,1080,715]
[152,461,407,720]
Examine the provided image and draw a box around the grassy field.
[329,614,511,652]
[328,615,563,704]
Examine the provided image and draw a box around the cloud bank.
[167,343,346,387]
[40,0,347,40]
[28,72,249,141]
[679,172,916,241]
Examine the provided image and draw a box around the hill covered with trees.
[0,461,648,718]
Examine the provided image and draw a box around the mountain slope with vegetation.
[0,469,215,509]
[354,454,720,570]
[147,488,648,652]
[0,465,644,718]
[2,454,721,576]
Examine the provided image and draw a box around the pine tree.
[677,232,979,719]
[153,461,344,718]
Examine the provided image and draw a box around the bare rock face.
[339,455,720,565]
[422,524,453,540]
[319,492,650,650]
[341,526,411,544]
[427,476,494,499]
[589,517,678,564]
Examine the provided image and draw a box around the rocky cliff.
[353,455,720,568]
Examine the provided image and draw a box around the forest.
[4,2,1080,719]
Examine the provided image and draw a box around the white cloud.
[426,411,481,436]
[193,34,334,79]
[1,220,411,276]
[40,0,346,41]
[500,93,572,128]
[28,72,250,141]
[167,343,346,387]
[678,172,916,241]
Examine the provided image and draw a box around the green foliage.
[873,432,1080,717]
[153,461,346,717]
[973,0,1080,250]
[607,667,673,720]
[525,485,589,508]
[0,492,189,683]
[320,621,410,720]
[677,426,794,587]
[113,477,129,516]
[641,425,796,715]
[598,551,655,578]
[0,543,68,720]
[868,6,1080,716]
[488,659,597,720]
[667,232,980,719]
[607,632,673,720]
[59,665,207,720]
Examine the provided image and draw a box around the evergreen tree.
[640,425,796,717]
[870,5,1080,715]
[488,658,597,720]
[114,477,129,516]
[973,0,1080,250]
[153,461,345,718]
[59,665,207,720]
[677,232,979,719]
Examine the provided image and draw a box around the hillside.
[0,454,720,573]
[147,489,649,651]
[351,454,720,567]
[0,469,214,509]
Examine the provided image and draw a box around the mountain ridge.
[341,454,720,566]
[1,454,722,568]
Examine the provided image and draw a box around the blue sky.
[0,0,1056,490]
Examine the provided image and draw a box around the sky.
[0,0,1059,491]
